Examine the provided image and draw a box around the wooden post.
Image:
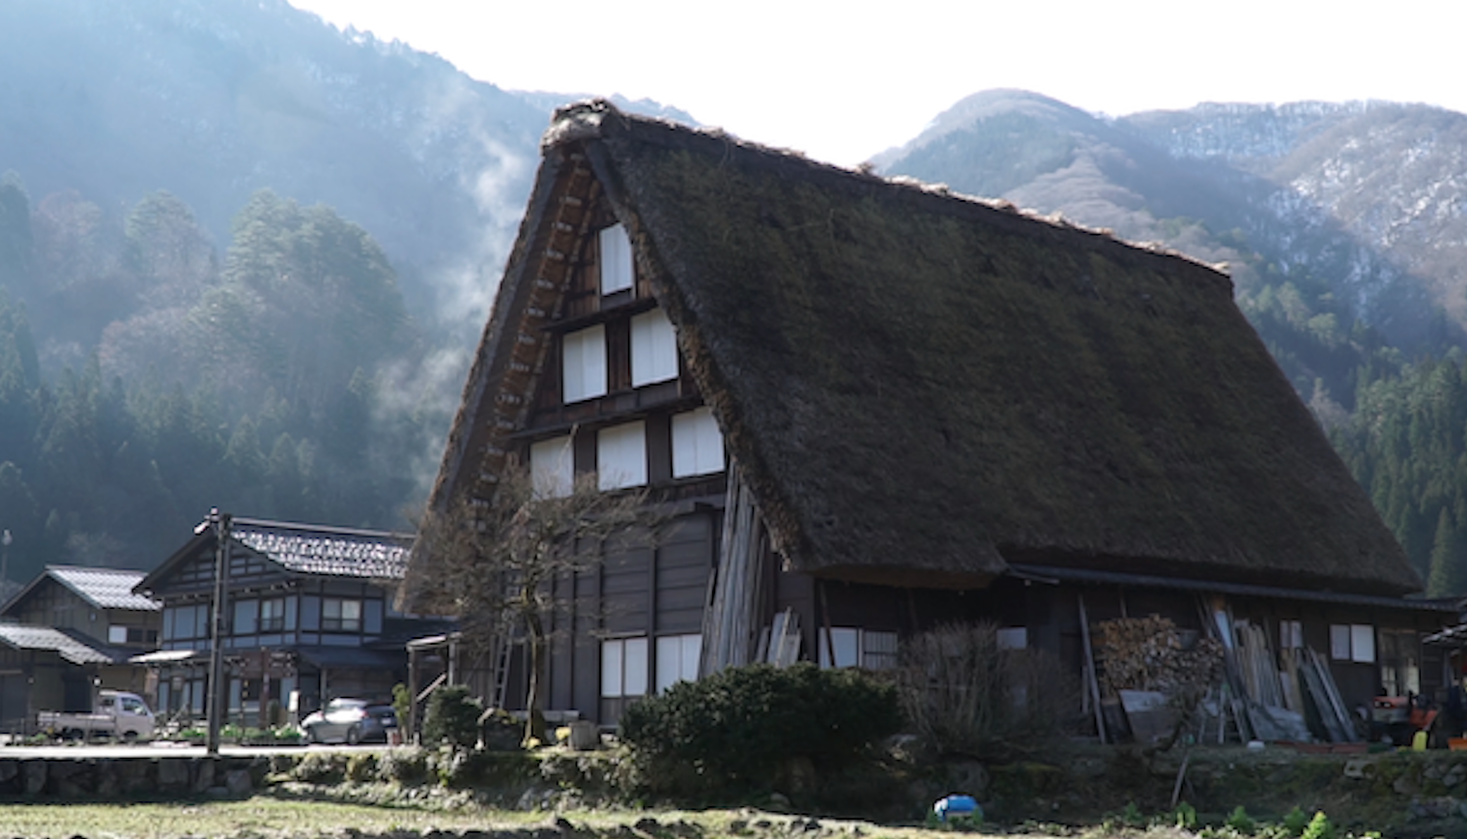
[1078,594,1108,744]
[205,510,232,756]
[407,644,419,742]
[819,580,838,667]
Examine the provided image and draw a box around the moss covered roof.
[429,100,1420,596]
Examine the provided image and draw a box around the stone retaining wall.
[0,755,267,799]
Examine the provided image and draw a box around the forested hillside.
[0,0,714,586]
[0,0,553,585]
[6,0,1467,599]
[879,90,1467,594]
[0,175,436,584]
[0,0,549,342]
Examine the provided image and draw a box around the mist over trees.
[6,0,1467,602]
[0,175,443,584]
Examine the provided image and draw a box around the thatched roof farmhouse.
[411,100,1444,730]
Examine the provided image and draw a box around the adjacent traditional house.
[133,517,439,728]
[407,100,1454,733]
[0,566,161,728]
[1,566,161,654]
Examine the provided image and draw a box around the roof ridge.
[228,517,413,541]
[545,99,1229,279]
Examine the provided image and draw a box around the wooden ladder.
[489,635,514,710]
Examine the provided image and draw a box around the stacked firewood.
[1095,615,1222,697]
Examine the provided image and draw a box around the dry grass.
[0,797,1058,839]
[0,797,532,838]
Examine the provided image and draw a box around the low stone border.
[0,755,267,798]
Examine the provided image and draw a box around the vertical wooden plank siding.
[699,466,765,674]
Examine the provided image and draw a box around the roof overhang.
[1008,563,1458,613]
[1424,624,1467,647]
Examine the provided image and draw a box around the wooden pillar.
[407,645,419,741]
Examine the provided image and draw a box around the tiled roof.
[0,623,115,665]
[48,566,160,611]
[232,521,411,580]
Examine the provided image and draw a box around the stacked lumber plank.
[699,466,768,675]
[1234,620,1285,708]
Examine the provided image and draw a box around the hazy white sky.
[288,0,1467,167]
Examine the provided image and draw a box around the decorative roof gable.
[1,565,159,617]
[232,520,410,579]
[49,566,159,611]
[138,517,413,596]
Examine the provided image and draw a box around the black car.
[300,698,398,744]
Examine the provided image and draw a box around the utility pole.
[206,509,232,756]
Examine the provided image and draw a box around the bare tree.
[411,461,660,744]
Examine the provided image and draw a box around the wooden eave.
[538,294,659,335]
[433,149,606,508]
[134,530,216,596]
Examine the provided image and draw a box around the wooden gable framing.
[421,140,718,528]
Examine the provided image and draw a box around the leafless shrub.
[895,622,1080,758]
[408,460,664,743]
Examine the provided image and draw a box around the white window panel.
[655,636,680,694]
[819,627,860,668]
[681,634,702,682]
[599,223,634,294]
[997,627,1028,650]
[1280,620,1304,649]
[1351,624,1376,663]
[631,308,679,387]
[624,637,648,697]
[562,325,607,403]
[656,633,703,693]
[598,421,647,490]
[530,435,574,498]
[1330,624,1351,660]
[108,625,127,644]
[672,407,725,478]
[601,640,623,698]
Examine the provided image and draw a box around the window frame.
[654,633,703,694]
[597,421,648,491]
[599,223,635,295]
[1329,622,1376,663]
[321,597,363,633]
[530,435,575,498]
[601,636,649,698]
[630,308,678,387]
[671,407,725,478]
[819,627,900,670]
[260,597,286,633]
[562,324,608,403]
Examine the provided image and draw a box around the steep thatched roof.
[423,100,1421,597]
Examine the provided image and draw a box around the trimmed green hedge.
[620,662,900,793]
[424,684,482,749]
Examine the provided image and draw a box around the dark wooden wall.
[544,505,720,725]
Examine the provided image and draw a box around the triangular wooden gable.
[432,147,706,509]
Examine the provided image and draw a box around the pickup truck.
[38,689,156,741]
